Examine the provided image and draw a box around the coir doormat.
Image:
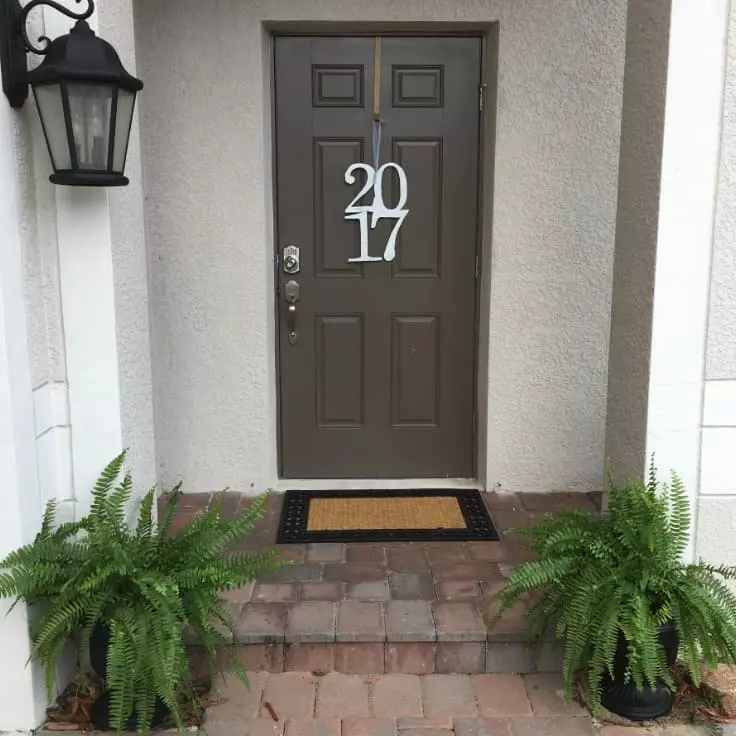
[276,489,498,544]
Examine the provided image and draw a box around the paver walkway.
[204,672,727,736]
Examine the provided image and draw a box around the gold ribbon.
[373,37,382,120]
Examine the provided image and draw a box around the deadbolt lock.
[283,245,300,274]
[284,280,300,304]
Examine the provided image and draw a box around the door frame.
[269,25,498,483]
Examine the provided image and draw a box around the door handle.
[286,305,297,344]
[284,280,299,345]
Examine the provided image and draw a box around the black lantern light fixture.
[1,0,143,186]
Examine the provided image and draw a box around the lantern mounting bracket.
[2,0,95,107]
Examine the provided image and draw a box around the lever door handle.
[284,280,299,345]
[286,304,297,345]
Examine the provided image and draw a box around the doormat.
[276,489,498,543]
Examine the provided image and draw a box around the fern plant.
[0,452,283,734]
[493,461,736,714]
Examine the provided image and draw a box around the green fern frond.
[0,456,282,734]
[488,461,736,715]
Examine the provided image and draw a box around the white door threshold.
[274,478,483,492]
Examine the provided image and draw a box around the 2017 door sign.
[343,162,409,263]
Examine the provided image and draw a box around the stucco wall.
[708,0,736,382]
[604,0,671,481]
[696,0,736,567]
[12,56,73,509]
[135,0,627,493]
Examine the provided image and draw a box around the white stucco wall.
[134,0,627,494]
[0,59,56,736]
[696,0,736,568]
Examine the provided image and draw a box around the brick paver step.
[181,492,608,675]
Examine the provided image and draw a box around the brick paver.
[262,672,316,720]
[386,642,436,674]
[342,719,398,736]
[316,673,370,718]
[347,544,387,564]
[454,718,512,736]
[510,717,595,735]
[335,642,386,674]
[307,544,345,563]
[284,643,335,673]
[523,673,585,716]
[387,601,436,642]
[471,675,531,718]
[238,603,289,643]
[421,675,477,718]
[437,580,483,601]
[300,582,344,602]
[436,643,485,674]
[372,675,423,718]
[253,584,297,603]
[207,721,284,736]
[207,672,269,721]
[264,564,323,583]
[397,716,455,730]
[433,602,486,642]
[337,601,386,642]
[387,545,428,572]
[390,572,437,600]
[284,719,341,736]
[347,580,392,601]
[286,602,336,643]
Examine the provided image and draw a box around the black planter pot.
[89,622,169,731]
[600,620,679,721]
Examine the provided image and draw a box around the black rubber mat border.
[276,488,499,544]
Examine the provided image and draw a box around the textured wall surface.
[604,0,671,480]
[134,0,627,493]
[709,4,736,380]
[696,497,736,574]
[98,0,157,493]
[15,104,66,390]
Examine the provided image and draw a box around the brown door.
[275,36,482,478]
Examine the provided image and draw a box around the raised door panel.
[391,139,443,277]
[313,139,365,277]
[391,314,441,427]
[316,314,365,428]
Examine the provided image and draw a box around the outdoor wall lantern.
[1,0,143,186]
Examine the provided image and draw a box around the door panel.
[275,36,482,478]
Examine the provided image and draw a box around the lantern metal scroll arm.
[18,0,95,55]
[1,0,95,108]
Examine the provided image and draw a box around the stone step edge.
[190,600,544,647]
[187,641,563,676]
[186,632,546,645]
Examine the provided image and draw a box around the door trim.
[270,29,496,482]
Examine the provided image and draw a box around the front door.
[275,36,482,478]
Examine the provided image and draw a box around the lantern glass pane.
[33,84,71,170]
[112,90,135,172]
[67,83,113,170]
